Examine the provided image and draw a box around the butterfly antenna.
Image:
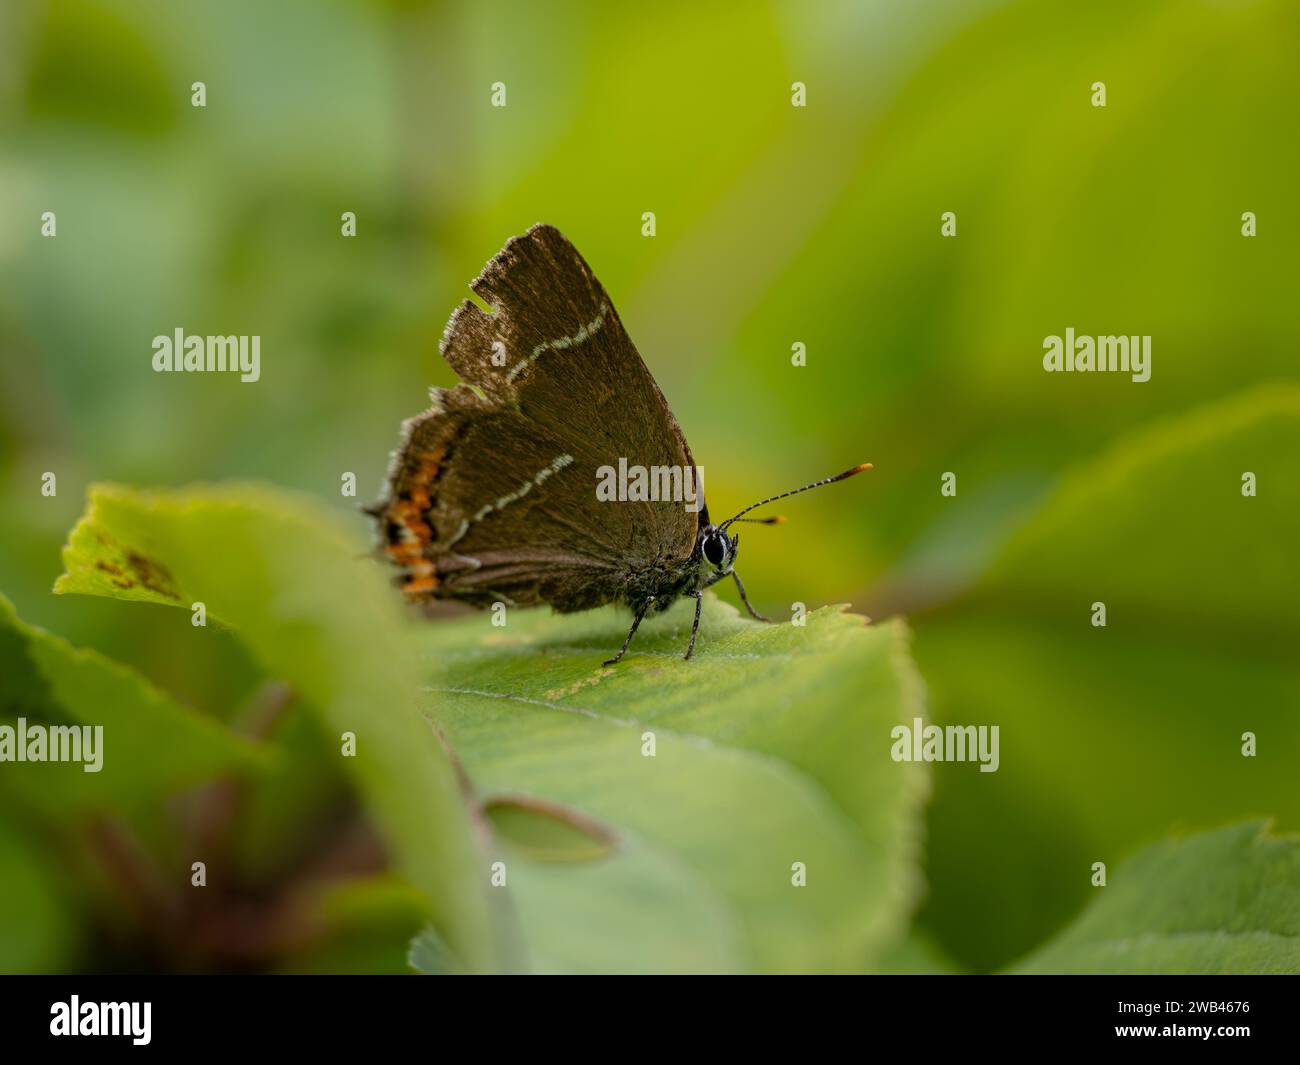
[728,515,787,526]
[720,463,872,531]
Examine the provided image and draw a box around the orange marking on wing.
[390,447,447,542]
[386,543,423,564]
[383,447,453,598]
[410,450,444,508]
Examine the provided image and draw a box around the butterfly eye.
[702,533,726,567]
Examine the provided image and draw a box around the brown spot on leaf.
[95,560,133,589]
[90,541,181,599]
[124,552,180,599]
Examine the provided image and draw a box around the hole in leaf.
[482,795,617,863]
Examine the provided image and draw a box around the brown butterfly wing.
[374,224,700,612]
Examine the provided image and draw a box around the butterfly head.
[698,524,737,575]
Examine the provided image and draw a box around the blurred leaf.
[878,927,963,975]
[54,482,497,972]
[915,385,1300,970]
[25,0,177,136]
[0,591,266,815]
[420,596,929,973]
[982,386,1300,629]
[462,832,742,975]
[230,700,351,883]
[278,875,430,975]
[682,0,1300,604]
[1011,821,1300,974]
[0,816,74,972]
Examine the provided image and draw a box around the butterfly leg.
[730,570,771,622]
[604,596,655,666]
[683,590,704,660]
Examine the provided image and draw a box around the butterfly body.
[372,224,866,663]
[616,518,736,611]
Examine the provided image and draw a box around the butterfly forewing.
[375,224,701,612]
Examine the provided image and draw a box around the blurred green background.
[2,0,1297,972]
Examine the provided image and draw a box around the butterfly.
[370,224,869,664]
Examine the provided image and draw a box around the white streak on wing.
[451,454,573,541]
[505,302,609,383]
[446,518,470,548]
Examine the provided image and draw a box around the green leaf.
[55,483,497,972]
[229,698,351,883]
[983,386,1300,629]
[0,592,266,815]
[913,385,1300,971]
[276,875,431,975]
[0,817,75,972]
[1011,822,1300,974]
[416,801,746,974]
[421,596,929,973]
[878,928,963,975]
[477,832,744,974]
